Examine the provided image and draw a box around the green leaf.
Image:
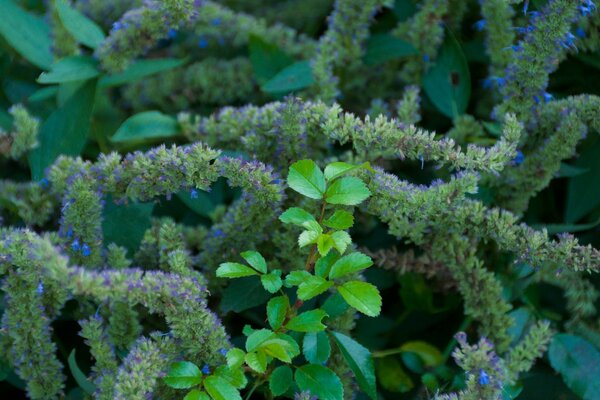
[183,389,208,400]
[331,231,352,254]
[102,196,154,256]
[164,361,203,389]
[213,365,247,389]
[248,35,294,84]
[317,234,334,256]
[556,163,589,178]
[287,160,326,199]
[303,332,331,364]
[315,252,339,278]
[548,334,600,398]
[226,348,246,369]
[331,332,377,400]
[276,333,301,358]
[261,271,283,293]
[111,111,178,143]
[220,277,271,313]
[533,217,600,236]
[325,177,371,205]
[286,309,328,332]
[244,351,267,374]
[246,329,276,352]
[279,207,316,227]
[423,31,471,118]
[329,252,373,280]
[28,79,97,180]
[284,270,312,287]
[28,86,58,102]
[338,281,382,317]
[297,275,334,301]
[38,56,100,84]
[566,140,600,223]
[240,250,267,273]
[399,341,443,367]
[262,60,314,95]
[269,366,293,396]
[0,0,53,69]
[363,33,418,66]
[55,0,105,49]
[376,357,414,393]
[203,376,242,400]
[176,189,215,217]
[68,349,95,395]
[322,292,350,318]
[216,262,258,278]
[259,339,294,363]
[100,58,186,87]
[295,364,343,400]
[298,230,320,248]
[324,161,374,181]
[267,296,289,330]
[323,210,354,230]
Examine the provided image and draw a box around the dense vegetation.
[0,0,599,399]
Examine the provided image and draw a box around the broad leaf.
[279,207,316,226]
[183,389,208,400]
[331,231,352,254]
[240,250,267,273]
[423,31,471,118]
[331,332,377,400]
[317,233,334,256]
[244,351,267,373]
[220,277,271,313]
[284,270,312,287]
[298,230,319,247]
[399,341,443,367]
[164,361,203,389]
[262,60,314,95]
[325,177,371,205]
[267,296,289,330]
[261,271,283,293]
[303,331,331,364]
[246,329,276,352]
[295,365,343,400]
[287,160,326,199]
[363,33,418,65]
[269,366,293,396]
[329,252,373,280]
[68,349,95,395]
[249,35,294,84]
[38,56,100,84]
[203,376,242,400]
[259,339,294,362]
[55,0,105,48]
[111,111,178,143]
[102,196,154,256]
[226,348,245,369]
[286,309,328,332]
[324,161,374,181]
[214,365,247,389]
[100,58,185,87]
[566,140,600,223]
[323,210,354,230]
[338,281,382,317]
[297,275,334,301]
[216,262,258,278]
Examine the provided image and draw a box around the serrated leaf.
[323,210,354,230]
[298,275,334,301]
[285,270,312,287]
[0,0,53,69]
[213,366,247,389]
[203,375,242,400]
[363,33,418,66]
[261,271,283,293]
[288,160,326,199]
[423,31,471,118]
[329,252,373,280]
[276,333,301,358]
[322,292,350,318]
[331,231,352,254]
[226,348,245,369]
[244,351,267,373]
[286,309,328,332]
[216,262,258,278]
[248,34,294,84]
[376,357,414,393]
[324,161,374,181]
[269,366,293,396]
[317,234,334,256]
[68,349,95,395]
[240,250,267,273]
[164,361,203,389]
[183,389,208,400]
[111,111,178,143]
[548,334,600,398]
[295,364,343,400]
[338,281,381,317]
[279,207,316,226]
[303,331,331,364]
[267,296,289,330]
[331,332,377,400]
[315,252,339,278]
[325,177,371,205]
[299,230,319,248]
[246,329,276,352]
[56,0,105,49]
[302,219,323,233]
[100,58,186,87]
[262,60,314,95]
[38,56,100,84]
[221,277,271,313]
[259,339,294,363]
[29,79,96,180]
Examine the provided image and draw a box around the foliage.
[0,0,600,399]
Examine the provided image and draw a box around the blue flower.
[71,239,81,252]
[479,369,490,385]
[513,150,524,166]
[82,243,91,257]
[211,17,221,26]
[575,27,586,38]
[422,54,430,62]
[473,19,486,32]
[191,189,199,199]
[198,37,208,48]
[219,348,227,356]
[167,29,177,39]
[201,364,210,374]
[37,281,44,295]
